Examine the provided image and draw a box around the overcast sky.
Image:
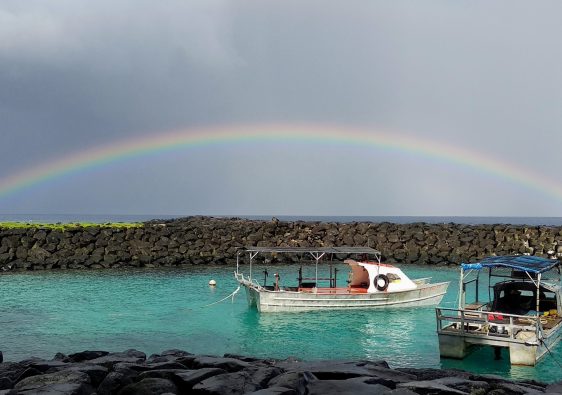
[1,0,562,217]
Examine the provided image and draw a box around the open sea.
[1,214,562,383]
[2,213,562,226]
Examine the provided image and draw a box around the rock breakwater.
[1,217,561,271]
[0,348,560,394]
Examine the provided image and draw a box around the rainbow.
[0,123,561,202]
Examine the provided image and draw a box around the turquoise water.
[1,265,561,383]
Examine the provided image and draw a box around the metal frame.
[236,246,381,286]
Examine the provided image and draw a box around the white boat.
[234,246,450,312]
[436,255,562,366]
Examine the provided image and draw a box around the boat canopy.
[461,255,559,274]
[238,246,380,255]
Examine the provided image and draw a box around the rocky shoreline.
[0,349,561,394]
[1,216,562,271]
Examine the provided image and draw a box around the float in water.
[234,246,450,312]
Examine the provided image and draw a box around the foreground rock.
[0,350,560,394]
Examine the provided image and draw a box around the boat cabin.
[491,280,560,316]
[346,259,418,293]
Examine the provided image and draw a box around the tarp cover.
[461,255,559,274]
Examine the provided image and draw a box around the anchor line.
[199,286,241,309]
[541,339,562,369]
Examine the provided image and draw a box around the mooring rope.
[542,339,562,369]
[199,286,241,309]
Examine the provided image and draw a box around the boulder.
[397,379,468,395]
[173,368,226,389]
[67,351,109,363]
[45,364,108,388]
[192,371,261,394]
[28,360,69,373]
[97,370,137,395]
[267,371,315,395]
[191,356,250,372]
[145,361,188,370]
[87,349,146,368]
[247,387,297,395]
[14,369,92,394]
[118,377,178,395]
[14,367,42,384]
[546,381,562,394]
[0,377,12,391]
[306,376,391,395]
[244,367,284,388]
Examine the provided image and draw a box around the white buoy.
[209,279,217,286]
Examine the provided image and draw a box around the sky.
[1,0,562,217]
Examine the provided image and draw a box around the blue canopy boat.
[436,255,562,365]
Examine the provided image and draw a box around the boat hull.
[242,282,449,312]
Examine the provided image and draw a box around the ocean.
[1,264,561,382]
[2,213,562,226]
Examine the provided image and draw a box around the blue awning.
[461,255,559,274]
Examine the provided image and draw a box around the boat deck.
[298,287,369,294]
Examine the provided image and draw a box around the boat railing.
[436,307,543,342]
[234,272,264,290]
[413,277,432,285]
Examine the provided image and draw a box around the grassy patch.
[0,222,142,230]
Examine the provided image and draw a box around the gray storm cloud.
[1,0,562,216]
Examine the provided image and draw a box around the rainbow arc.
[0,124,560,202]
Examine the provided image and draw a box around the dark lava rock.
[146,361,188,370]
[191,356,251,372]
[546,381,562,394]
[14,369,93,394]
[398,368,472,381]
[279,360,414,384]
[146,350,192,364]
[306,376,391,395]
[46,363,108,388]
[398,379,468,395]
[160,349,192,358]
[0,362,25,383]
[28,360,69,373]
[2,349,557,395]
[0,352,3,364]
[14,367,42,384]
[223,353,268,363]
[0,378,12,391]
[97,371,137,395]
[87,349,146,368]
[247,387,297,395]
[245,367,285,388]
[384,389,419,395]
[53,353,68,361]
[192,371,262,394]
[173,368,227,389]
[138,369,185,381]
[437,377,490,393]
[118,377,178,395]
[67,350,109,363]
[267,371,315,395]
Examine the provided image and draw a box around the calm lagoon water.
[1,264,561,383]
